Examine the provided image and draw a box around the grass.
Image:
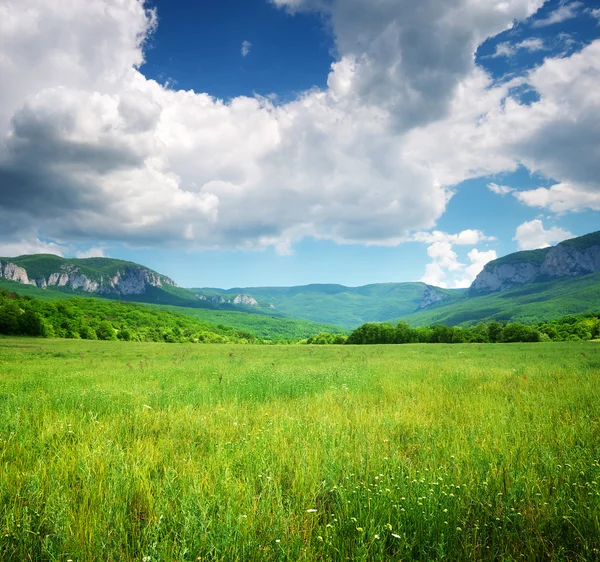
[0,338,599,560]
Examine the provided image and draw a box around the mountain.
[3,230,599,331]
[0,254,176,294]
[398,231,600,327]
[399,272,600,327]
[471,231,600,295]
[192,283,464,328]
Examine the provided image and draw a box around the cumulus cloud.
[2,0,599,262]
[0,239,65,258]
[532,1,582,27]
[487,183,515,196]
[401,40,600,219]
[76,247,106,258]
[514,183,600,213]
[241,40,252,57]
[414,230,497,288]
[513,219,574,250]
[0,0,546,253]
[276,0,545,130]
[454,249,498,288]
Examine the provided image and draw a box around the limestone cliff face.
[540,244,600,277]
[195,292,259,307]
[470,233,600,295]
[0,261,176,296]
[470,262,541,294]
[100,267,175,296]
[0,262,36,286]
[233,294,259,306]
[418,285,449,309]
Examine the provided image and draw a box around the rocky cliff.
[470,231,600,295]
[0,259,177,296]
[195,292,259,307]
[418,285,451,309]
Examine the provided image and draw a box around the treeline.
[0,290,258,344]
[308,314,600,345]
[347,316,600,344]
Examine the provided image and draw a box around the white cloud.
[421,261,449,288]
[0,239,65,258]
[414,230,497,288]
[518,38,546,51]
[490,37,545,57]
[3,0,599,262]
[532,1,582,27]
[514,183,600,213]
[590,8,600,22]
[402,40,600,219]
[0,0,546,254]
[454,249,498,288]
[76,247,106,258]
[411,229,494,245]
[241,40,252,57]
[513,219,573,250]
[487,183,515,196]
[491,42,517,58]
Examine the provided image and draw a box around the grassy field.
[0,339,599,561]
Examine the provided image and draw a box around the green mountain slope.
[147,304,348,340]
[399,272,600,327]
[0,278,346,341]
[191,283,464,328]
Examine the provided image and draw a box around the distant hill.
[0,278,347,341]
[399,231,600,326]
[0,255,266,310]
[401,271,600,326]
[191,283,465,328]
[3,229,599,330]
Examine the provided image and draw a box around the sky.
[0,0,599,289]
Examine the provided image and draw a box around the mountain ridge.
[0,254,177,296]
[471,231,600,295]
[1,229,599,329]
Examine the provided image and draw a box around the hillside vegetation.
[2,228,599,330]
[0,289,260,343]
[147,303,348,340]
[399,272,600,326]
[0,288,348,343]
[193,283,464,328]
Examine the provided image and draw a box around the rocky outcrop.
[100,267,174,296]
[195,292,259,307]
[470,232,600,295]
[233,294,259,307]
[0,262,36,286]
[0,261,176,297]
[540,244,600,277]
[418,285,450,309]
[195,294,226,304]
[470,262,541,294]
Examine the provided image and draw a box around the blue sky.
[0,0,599,288]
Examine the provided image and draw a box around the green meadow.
[1,338,599,561]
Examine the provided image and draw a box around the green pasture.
[0,338,599,560]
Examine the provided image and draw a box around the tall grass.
[0,338,599,560]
